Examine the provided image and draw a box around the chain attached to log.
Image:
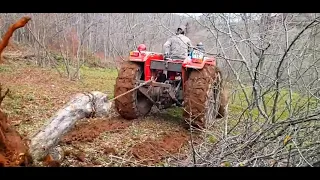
[108,80,152,102]
[81,80,152,119]
[83,92,96,118]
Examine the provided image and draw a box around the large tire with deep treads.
[114,61,153,120]
[183,65,227,129]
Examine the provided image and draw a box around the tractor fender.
[129,51,164,62]
[182,57,216,69]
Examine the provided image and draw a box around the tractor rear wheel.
[114,61,153,119]
[183,65,227,129]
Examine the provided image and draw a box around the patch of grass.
[56,64,118,97]
[166,107,183,119]
[153,107,184,124]
[131,128,144,136]
[208,135,218,144]
[25,93,36,101]
[0,65,13,73]
[79,66,118,97]
[229,87,318,122]
[52,53,64,63]
[3,90,24,116]
[225,86,319,137]
[155,162,169,167]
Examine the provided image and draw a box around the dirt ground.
[131,131,189,165]
[0,44,193,167]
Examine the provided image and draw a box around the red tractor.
[114,44,227,129]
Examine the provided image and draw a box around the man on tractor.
[163,25,192,60]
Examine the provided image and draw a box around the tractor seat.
[167,56,185,62]
[171,59,184,63]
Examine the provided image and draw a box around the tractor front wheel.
[114,62,153,119]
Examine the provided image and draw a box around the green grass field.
[229,86,318,122]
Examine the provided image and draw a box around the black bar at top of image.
[0,0,318,13]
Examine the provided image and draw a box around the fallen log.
[29,91,112,162]
[29,80,152,163]
[2,67,151,165]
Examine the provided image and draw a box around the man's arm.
[163,38,171,54]
[187,37,192,48]
[186,37,193,54]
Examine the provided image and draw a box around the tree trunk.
[29,91,112,161]
[0,16,31,63]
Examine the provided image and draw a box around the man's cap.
[178,25,186,31]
